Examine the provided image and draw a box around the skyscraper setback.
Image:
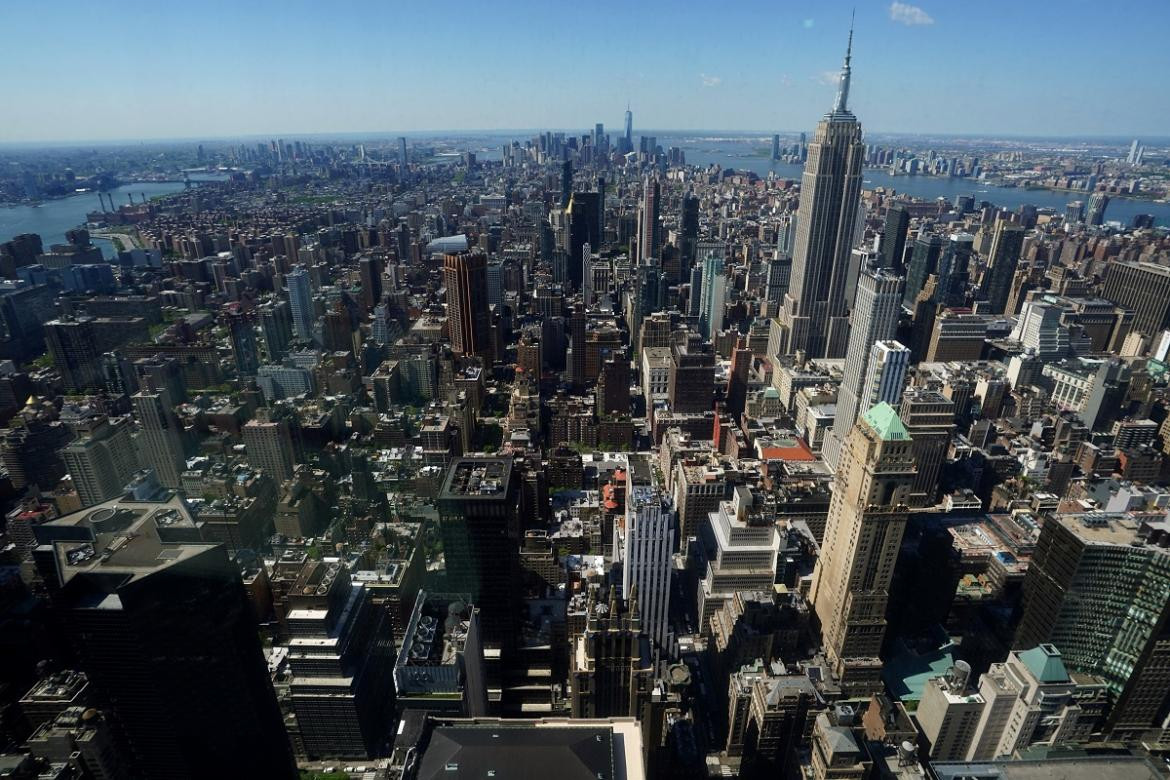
[777,26,865,359]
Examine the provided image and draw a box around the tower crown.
[832,15,855,115]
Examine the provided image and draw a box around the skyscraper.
[1016,510,1170,740]
[60,415,138,508]
[1087,192,1110,226]
[570,590,653,719]
[698,251,726,339]
[437,458,520,646]
[778,26,865,358]
[286,266,314,343]
[286,560,395,758]
[620,474,674,650]
[259,299,293,362]
[878,203,910,272]
[771,134,781,161]
[979,220,1025,315]
[824,264,904,470]
[224,305,260,378]
[32,499,296,779]
[132,390,186,489]
[398,136,408,170]
[443,251,492,362]
[624,105,633,153]
[810,403,915,695]
[242,416,296,485]
[903,233,945,308]
[679,191,700,274]
[639,175,662,262]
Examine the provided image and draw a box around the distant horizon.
[2,128,1168,150]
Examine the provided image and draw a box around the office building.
[699,486,781,627]
[903,233,945,308]
[390,714,646,780]
[810,403,914,695]
[242,416,297,485]
[778,29,865,358]
[32,498,296,779]
[878,204,910,271]
[967,645,1094,760]
[1101,260,1170,338]
[979,220,1025,314]
[443,252,492,362]
[619,476,674,650]
[394,591,487,717]
[570,590,653,719]
[223,305,260,378]
[1087,192,1110,226]
[286,266,315,342]
[285,559,395,758]
[917,662,983,761]
[900,389,954,507]
[437,458,520,646]
[1017,511,1170,739]
[667,338,715,414]
[639,175,661,262]
[131,390,186,489]
[698,251,726,339]
[823,264,903,470]
[60,415,138,508]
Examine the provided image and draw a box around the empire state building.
[778,26,865,359]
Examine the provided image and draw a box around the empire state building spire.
[833,14,854,114]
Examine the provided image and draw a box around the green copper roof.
[1018,644,1069,683]
[862,402,910,441]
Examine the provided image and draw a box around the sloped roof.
[1018,644,1070,683]
[862,402,910,441]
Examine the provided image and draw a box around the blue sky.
[2,0,1168,142]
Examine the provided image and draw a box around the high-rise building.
[224,305,260,378]
[771,134,781,161]
[1086,192,1110,226]
[639,175,661,262]
[286,266,315,343]
[398,136,408,170]
[778,28,865,358]
[1016,511,1170,739]
[566,191,600,290]
[823,264,904,470]
[979,220,1025,314]
[131,390,186,489]
[810,403,914,695]
[699,486,781,627]
[900,388,954,507]
[679,191,700,272]
[623,105,634,154]
[570,590,653,719]
[259,299,293,361]
[242,416,296,485]
[878,204,910,271]
[967,645,1095,760]
[667,339,715,414]
[698,251,726,339]
[619,471,674,650]
[286,559,395,758]
[32,498,296,779]
[917,662,983,761]
[934,233,974,308]
[765,252,792,314]
[443,252,492,362]
[903,232,945,309]
[60,415,138,508]
[437,458,520,646]
[1101,260,1170,338]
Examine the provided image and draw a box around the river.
[0,178,221,259]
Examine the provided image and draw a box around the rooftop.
[862,402,910,442]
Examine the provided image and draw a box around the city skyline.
[3,0,1170,143]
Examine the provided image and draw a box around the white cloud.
[816,70,840,86]
[888,2,934,25]
[700,73,722,88]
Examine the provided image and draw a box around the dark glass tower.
[33,502,296,780]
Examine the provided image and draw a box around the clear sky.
[3,0,1169,143]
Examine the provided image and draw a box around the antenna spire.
[833,13,855,114]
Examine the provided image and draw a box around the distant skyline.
[3,0,1169,143]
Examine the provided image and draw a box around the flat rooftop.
[439,457,513,500]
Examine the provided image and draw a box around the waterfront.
[0,179,219,259]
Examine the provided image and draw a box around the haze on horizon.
[2,0,1168,144]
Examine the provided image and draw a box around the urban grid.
[1,6,1170,780]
